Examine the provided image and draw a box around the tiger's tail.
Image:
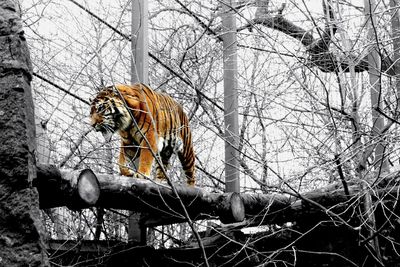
[178,108,195,186]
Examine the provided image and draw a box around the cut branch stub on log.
[35,164,245,225]
[78,169,100,205]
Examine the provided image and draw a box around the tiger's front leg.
[136,133,158,178]
[119,142,139,177]
[119,147,133,176]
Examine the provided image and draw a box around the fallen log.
[34,164,400,226]
[242,181,400,225]
[34,164,245,224]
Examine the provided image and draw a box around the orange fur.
[90,83,195,186]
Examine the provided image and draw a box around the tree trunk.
[0,1,48,265]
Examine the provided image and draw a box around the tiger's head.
[90,85,136,141]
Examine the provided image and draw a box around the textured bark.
[35,165,246,225]
[0,1,48,266]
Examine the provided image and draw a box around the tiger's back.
[90,83,195,186]
[136,84,195,185]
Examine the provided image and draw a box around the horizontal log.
[243,181,400,225]
[35,164,400,226]
[35,164,245,224]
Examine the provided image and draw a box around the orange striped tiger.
[90,83,195,186]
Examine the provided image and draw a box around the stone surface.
[0,0,48,266]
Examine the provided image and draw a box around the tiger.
[90,83,195,186]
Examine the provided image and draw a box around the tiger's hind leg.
[178,150,195,187]
[155,146,173,182]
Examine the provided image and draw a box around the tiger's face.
[90,88,133,141]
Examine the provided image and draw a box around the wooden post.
[130,0,149,244]
[0,1,48,265]
[222,0,240,193]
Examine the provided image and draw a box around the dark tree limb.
[234,1,395,75]
[238,15,314,46]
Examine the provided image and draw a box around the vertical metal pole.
[364,0,388,172]
[222,1,240,193]
[362,0,383,263]
[129,0,149,245]
[131,0,149,85]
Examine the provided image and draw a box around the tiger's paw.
[133,172,147,179]
[155,172,167,181]
[186,179,195,187]
[155,178,167,185]
[120,169,134,177]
